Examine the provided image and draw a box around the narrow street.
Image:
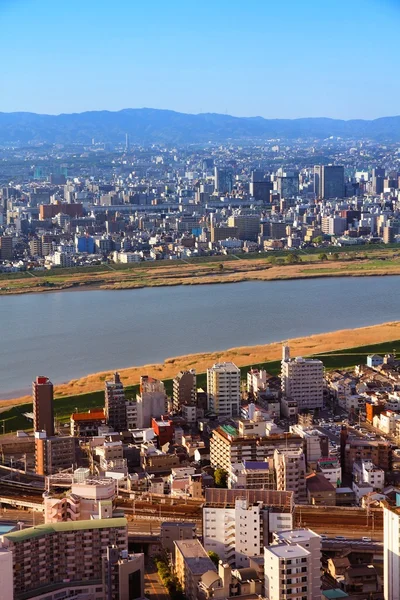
[144,559,170,600]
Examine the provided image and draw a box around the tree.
[208,551,220,567]
[318,253,328,261]
[313,236,323,245]
[214,468,228,488]
[332,252,339,261]
[285,253,300,265]
[219,263,224,271]
[267,255,277,265]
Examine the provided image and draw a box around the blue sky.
[0,0,399,119]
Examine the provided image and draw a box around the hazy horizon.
[1,0,399,120]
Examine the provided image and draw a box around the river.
[1,276,399,398]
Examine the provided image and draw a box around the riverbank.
[1,247,400,296]
[3,320,400,410]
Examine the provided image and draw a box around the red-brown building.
[152,416,174,447]
[39,202,83,220]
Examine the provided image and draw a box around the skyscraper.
[33,375,54,436]
[372,167,385,195]
[250,170,273,202]
[105,372,127,432]
[314,165,344,199]
[276,170,299,199]
[214,167,233,194]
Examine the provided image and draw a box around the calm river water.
[1,276,399,398]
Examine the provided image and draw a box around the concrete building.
[70,409,106,437]
[203,488,293,567]
[0,546,13,600]
[384,503,400,600]
[274,448,307,504]
[314,165,345,199]
[33,376,54,437]
[306,473,336,506]
[228,459,275,490]
[174,539,216,600]
[173,370,196,411]
[136,376,167,428]
[214,167,233,194]
[290,425,329,466]
[161,522,196,559]
[105,372,127,432]
[227,214,260,241]
[281,345,324,411]
[1,518,128,600]
[105,546,144,600]
[317,457,342,487]
[35,431,76,475]
[207,362,240,417]
[264,543,312,600]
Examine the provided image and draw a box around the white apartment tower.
[384,503,400,600]
[274,448,307,504]
[207,362,240,417]
[264,544,313,600]
[281,345,324,410]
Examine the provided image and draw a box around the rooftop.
[3,517,127,543]
[266,543,310,559]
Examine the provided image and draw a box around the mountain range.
[1,108,400,144]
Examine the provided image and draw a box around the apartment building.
[105,372,127,432]
[70,409,106,437]
[273,529,321,600]
[161,522,196,559]
[35,431,76,476]
[210,425,304,472]
[281,345,324,410]
[33,376,54,437]
[43,478,116,523]
[173,370,196,411]
[344,438,392,474]
[174,539,216,600]
[264,543,312,600]
[203,488,293,567]
[228,459,276,490]
[1,518,128,600]
[317,457,342,487]
[207,362,240,417]
[136,376,167,428]
[274,448,307,504]
[384,503,400,600]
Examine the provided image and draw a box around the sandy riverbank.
[2,320,400,409]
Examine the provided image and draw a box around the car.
[362,537,372,542]
[320,534,328,539]
[335,535,346,540]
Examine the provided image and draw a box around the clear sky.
[1,0,399,119]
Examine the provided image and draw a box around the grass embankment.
[1,245,400,295]
[2,323,400,434]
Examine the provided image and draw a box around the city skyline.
[1,0,399,119]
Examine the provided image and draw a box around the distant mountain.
[1,108,400,144]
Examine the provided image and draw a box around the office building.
[207,362,240,417]
[276,170,299,199]
[372,167,385,195]
[281,345,324,410]
[384,503,400,600]
[173,370,196,411]
[105,372,127,432]
[210,225,238,243]
[227,214,260,241]
[33,376,54,437]
[1,518,128,600]
[314,165,344,199]
[203,488,293,567]
[0,235,13,261]
[250,170,273,202]
[35,431,76,475]
[105,546,144,600]
[214,167,233,194]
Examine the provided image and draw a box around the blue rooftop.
[0,525,16,535]
[243,460,270,470]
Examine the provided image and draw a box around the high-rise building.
[1,518,137,600]
[250,170,273,202]
[33,376,54,437]
[264,540,316,600]
[227,214,260,241]
[203,488,293,567]
[281,346,324,410]
[173,370,196,411]
[0,235,13,261]
[315,165,344,199]
[274,448,307,504]
[372,167,385,195]
[276,170,300,199]
[136,376,167,428]
[105,372,127,432]
[207,362,240,417]
[384,503,400,600]
[214,167,233,194]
